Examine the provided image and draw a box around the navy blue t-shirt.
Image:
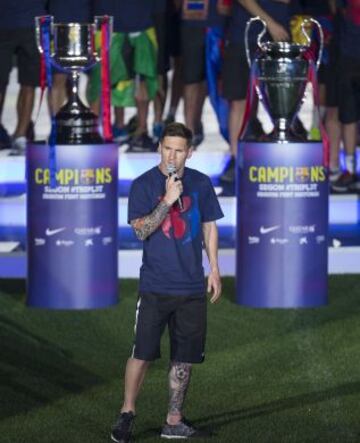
[92,0,154,33]
[0,0,46,29]
[154,0,166,14]
[299,0,331,16]
[128,166,224,296]
[182,0,226,27]
[339,3,360,58]
[48,0,91,23]
[227,0,296,45]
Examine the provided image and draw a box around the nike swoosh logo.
[45,228,66,236]
[260,225,280,234]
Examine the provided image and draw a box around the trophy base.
[55,97,104,145]
[265,118,308,143]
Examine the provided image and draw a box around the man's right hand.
[267,19,290,42]
[164,175,183,206]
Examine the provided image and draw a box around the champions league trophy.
[245,17,324,142]
[35,16,112,144]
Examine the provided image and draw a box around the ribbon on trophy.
[238,54,260,140]
[38,15,57,188]
[100,16,112,141]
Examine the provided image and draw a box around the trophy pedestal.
[26,142,118,309]
[236,141,328,308]
[55,98,103,144]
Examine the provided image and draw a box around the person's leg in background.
[0,85,11,149]
[164,5,183,124]
[332,57,360,192]
[0,29,15,149]
[219,43,249,184]
[10,28,40,154]
[153,8,170,143]
[165,56,183,124]
[181,25,207,147]
[48,72,68,115]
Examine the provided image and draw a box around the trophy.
[35,16,112,144]
[245,17,323,142]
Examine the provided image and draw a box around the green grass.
[0,277,360,443]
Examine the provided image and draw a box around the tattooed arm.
[131,200,170,240]
[130,174,183,241]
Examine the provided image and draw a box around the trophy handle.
[245,16,267,67]
[301,18,324,70]
[35,15,54,54]
[94,15,113,62]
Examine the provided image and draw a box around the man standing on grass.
[111,122,223,442]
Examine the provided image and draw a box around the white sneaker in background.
[9,136,27,156]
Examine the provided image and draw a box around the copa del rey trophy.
[244,17,324,142]
[28,16,118,310]
[35,15,112,144]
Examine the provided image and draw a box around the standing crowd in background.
[0,0,360,192]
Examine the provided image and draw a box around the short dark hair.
[160,122,193,148]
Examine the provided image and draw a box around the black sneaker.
[127,133,157,153]
[219,156,236,183]
[125,116,138,136]
[111,411,135,443]
[192,122,204,148]
[348,177,360,193]
[161,418,211,439]
[331,171,356,193]
[0,124,11,150]
[26,120,35,142]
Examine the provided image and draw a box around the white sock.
[345,155,355,174]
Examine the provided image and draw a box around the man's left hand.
[207,269,222,304]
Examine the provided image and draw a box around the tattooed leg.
[131,200,170,241]
[167,361,192,425]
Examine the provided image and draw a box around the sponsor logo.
[74,226,102,236]
[332,238,341,248]
[260,225,280,235]
[34,238,46,246]
[316,235,325,244]
[299,237,308,245]
[46,227,66,236]
[270,238,289,245]
[102,237,113,245]
[85,239,94,247]
[55,240,74,247]
[289,225,315,234]
[248,236,260,245]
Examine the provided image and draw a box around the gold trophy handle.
[245,16,267,67]
[301,17,324,70]
[34,15,54,54]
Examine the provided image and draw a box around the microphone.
[166,163,183,211]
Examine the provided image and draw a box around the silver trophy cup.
[245,17,323,142]
[35,16,112,144]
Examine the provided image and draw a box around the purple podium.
[236,141,328,308]
[27,143,118,309]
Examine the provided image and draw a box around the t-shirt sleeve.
[127,178,153,224]
[199,176,224,223]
